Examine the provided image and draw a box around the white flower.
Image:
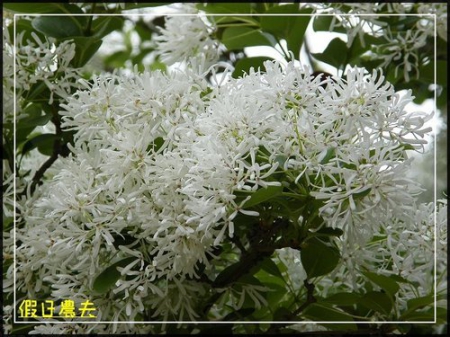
[154,4,219,66]
[10,58,438,328]
[14,31,80,104]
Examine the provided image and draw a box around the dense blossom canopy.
[2,2,447,335]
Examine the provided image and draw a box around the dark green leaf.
[312,16,347,33]
[359,291,392,316]
[147,137,165,153]
[32,15,87,39]
[389,274,409,284]
[135,20,154,41]
[311,227,344,237]
[7,19,46,45]
[273,307,294,320]
[223,308,255,321]
[348,33,385,66]
[238,274,263,286]
[232,56,275,78]
[301,237,340,278]
[3,216,14,231]
[3,3,83,14]
[124,3,168,10]
[322,292,361,306]
[21,134,58,156]
[400,294,434,319]
[303,302,357,330]
[352,187,372,199]
[260,6,313,58]
[91,16,124,39]
[222,27,276,50]
[312,37,348,69]
[25,81,50,102]
[104,50,132,68]
[197,3,254,14]
[362,271,400,298]
[17,105,52,141]
[260,5,304,35]
[260,257,284,279]
[213,262,243,288]
[69,37,103,67]
[243,185,283,208]
[264,282,288,308]
[93,257,136,294]
[211,16,260,27]
[319,147,335,164]
[400,308,438,323]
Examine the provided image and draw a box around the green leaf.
[7,19,47,45]
[260,6,313,58]
[211,16,260,27]
[312,37,348,69]
[69,37,103,67]
[319,147,336,164]
[16,109,52,144]
[311,227,344,238]
[362,271,400,298]
[243,184,283,208]
[25,81,50,102]
[3,216,14,231]
[322,292,361,306]
[150,59,167,73]
[401,311,434,322]
[400,294,434,319]
[260,257,284,279]
[21,134,58,156]
[312,16,347,33]
[238,274,264,286]
[93,257,136,294]
[17,104,51,129]
[32,15,87,39]
[3,3,82,14]
[389,274,409,284]
[359,291,393,316]
[213,261,243,288]
[104,50,132,69]
[303,302,357,330]
[223,308,255,321]
[123,3,168,10]
[232,56,274,78]
[91,16,124,39]
[197,3,254,14]
[301,237,340,278]
[264,282,288,308]
[273,307,294,321]
[348,33,385,66]
[222,27,276,50]
[147,137,165,153]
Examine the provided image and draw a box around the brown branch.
[19,103,68,198]
[293,280,316,316]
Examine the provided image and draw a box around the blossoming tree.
[2,3,447,335]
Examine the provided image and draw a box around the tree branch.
[266,280,316,334]
[20,103,69,197]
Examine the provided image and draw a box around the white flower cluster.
[311,3,448,82]
[15,32,79,104]
[153,4,219,67]
[8,59,435,331]
[3,18,81,119]
[317,199,447,325]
